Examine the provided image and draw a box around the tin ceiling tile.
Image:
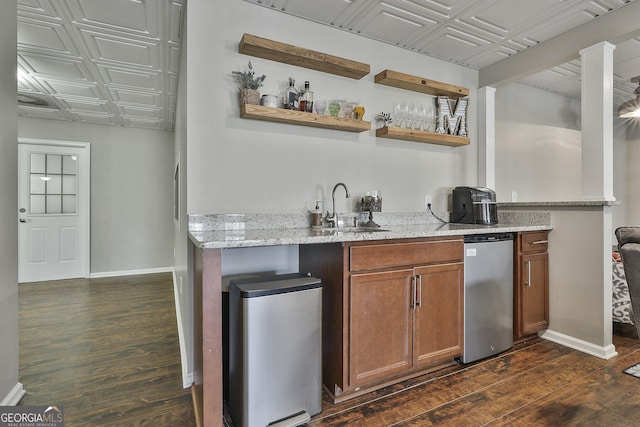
[279,0,354,25]
[40,79,102,99]
[17,0,59,18]
[55,97,111,113]
[15,0,640,130]
[19,53,90,80]
[66,0,160,37]
[106,87,161,106]
[80,29,160,69]
[96,65,160,91]
[18,16,79,56]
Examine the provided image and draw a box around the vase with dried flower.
[232,61,266,106]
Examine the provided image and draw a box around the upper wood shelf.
[374,70,469,98]
[376,126,469,147]
[240,104,371,133]
[239,34,370,80]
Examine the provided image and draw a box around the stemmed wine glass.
[392,102,408,128]
[415,104,426,130]
[424,102,436,132]
[406,103,418,129]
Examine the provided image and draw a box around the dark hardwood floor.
[19,274,640,426]
[18,273,195,426]
[309,332,640,426]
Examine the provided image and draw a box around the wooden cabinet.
[300,237,463,402]
[413,263,464,366]
[514,231,550,339]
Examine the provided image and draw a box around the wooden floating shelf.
[374,69,469,98]
[240,104,371,133]
[376,126,470,147]
[239,34,370,80]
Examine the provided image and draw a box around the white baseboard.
[90,266,173,279]
[0,383,25,406]
[173,270,193,389]
[539,329,619,360]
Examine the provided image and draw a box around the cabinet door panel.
[413,263,464,366]
[349,269,413,387]
[519,252,549,336]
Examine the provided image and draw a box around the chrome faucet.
[325,182,350,228]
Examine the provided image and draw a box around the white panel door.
[18,140,90,283]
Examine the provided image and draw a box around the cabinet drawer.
[350,240,463,272]
[520,232,549,254]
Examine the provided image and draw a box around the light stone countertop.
[498,200,620,207]
[188,211,552,249]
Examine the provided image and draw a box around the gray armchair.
[615,226,640,338]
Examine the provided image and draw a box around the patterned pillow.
[613,261,634,324]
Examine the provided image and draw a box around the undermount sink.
[320,227,390,234]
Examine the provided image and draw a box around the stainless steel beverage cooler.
[229,273,322,427]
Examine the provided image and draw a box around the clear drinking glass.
[424,102,436,132]
[404,102,418,129]
[392,102,403,127]
[415,104,426,130]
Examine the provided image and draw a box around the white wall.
[494,82,632,236]
[18,118,174,275]
[545,208,611,347]
[0,1,19,404]
[622,122,640,227]
[495,83,582,202]
[178,0,479,387]
[187,0,478,216]
[612,115,629,232]
[495,82,623,354]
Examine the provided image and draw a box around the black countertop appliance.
[452,186,498,225]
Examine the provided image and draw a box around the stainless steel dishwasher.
[462,233,514,363]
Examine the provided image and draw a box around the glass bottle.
[284,77,298,110]
[298,81,314,113]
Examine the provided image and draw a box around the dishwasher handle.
[464,233,513,243]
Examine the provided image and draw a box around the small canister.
[311,201,323,228]
[260,94,278,108]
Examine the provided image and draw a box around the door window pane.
[47,175,62,194]
[30,195,45,214]
[62,175,77,194]
[29,152,79,215]
[30,174,46,194]
[62,155,77,174]
[30,153,45,174]
[47,154,62,174]
[46,195,61,214]
[62,195,77,214]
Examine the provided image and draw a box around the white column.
[578,42,616,359]
[580,42,615,200]
[478,86,496,189]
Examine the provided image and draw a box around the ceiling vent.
[17,93,54,108]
